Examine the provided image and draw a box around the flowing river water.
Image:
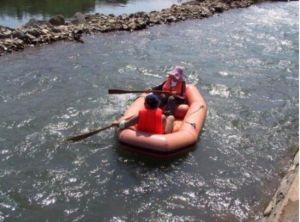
[0,2,298,221]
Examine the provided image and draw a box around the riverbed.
[0,2,298,221]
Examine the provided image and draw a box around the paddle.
[66,115,134,143]
[108,89,177,95]
[66,123,118,142]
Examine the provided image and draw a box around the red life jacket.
[137,108,164,134]
[162,76,185,96]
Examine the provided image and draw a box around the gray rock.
[12,30,26,40]
[0,30,12,39]
[72,12,86,24]
[27,29,41,37]
[49,15,65,26]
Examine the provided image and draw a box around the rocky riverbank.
[262,150,299,222]
[0,0,258,56]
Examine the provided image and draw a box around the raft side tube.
[117,84,207,154]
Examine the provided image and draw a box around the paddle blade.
[66,130,101,142]
[66,124,115,142]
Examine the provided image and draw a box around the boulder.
[27,28,41,37]
[48,15,65,26]
[0,26,14,39]
[72,12,86,24]
[0,30,12,39]
[12,30,26,40]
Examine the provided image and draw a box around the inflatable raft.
[117,84,207,155]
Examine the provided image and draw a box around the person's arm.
[151,81,166,91]
[174,95,185,104]
[118,115,139,129]
[181,81,186,96]
[173,81,186,103]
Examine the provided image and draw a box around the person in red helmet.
[118,94,174,134]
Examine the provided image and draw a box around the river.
[0,1,298,221]
[0,0,186,28]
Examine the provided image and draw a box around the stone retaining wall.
[262,150,299,222]
[0,0,257,56]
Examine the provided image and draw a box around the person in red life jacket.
[152,65,187,115]
[117,94,174,134]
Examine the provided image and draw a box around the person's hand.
[144,88,152,93]
[112,120,126,129]
[118,119,126,129]
[160,93,166,99]
[112,120,119,127]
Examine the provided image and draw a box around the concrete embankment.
[0,0,256,56]
[262,150,299,222]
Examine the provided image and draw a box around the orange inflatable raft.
[117,84,207,155]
